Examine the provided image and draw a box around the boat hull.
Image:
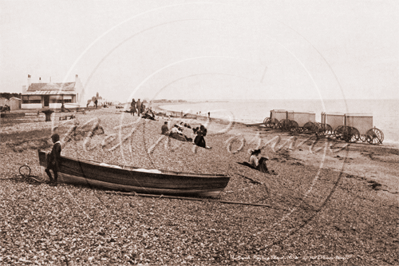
[38,150,229,197]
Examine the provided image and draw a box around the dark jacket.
[194,127,207,147]
[48,142,62,169]
[161,124,169,135]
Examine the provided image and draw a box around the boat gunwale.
[38,150,229,180]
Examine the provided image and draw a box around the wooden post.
[42,110,54,122]
[61,94,65,112]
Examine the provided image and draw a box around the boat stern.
[38,150,48,168]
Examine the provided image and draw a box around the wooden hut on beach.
[21,75,82,109]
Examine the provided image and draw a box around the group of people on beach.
[130,98,146,116]
[130,98,156,120]
[161,122,211,149]
[161,121,273,172]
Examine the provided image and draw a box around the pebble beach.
[0,107,398,265]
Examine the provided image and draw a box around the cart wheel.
[348,127,360,143]
[263,117,270,126]
[271,118,279,129]
[366,128,384,145]
[289,120,299,133]
[278,119,288,131]
[263,117,272,128]
[19,164,31,177]
[324,124,333,137]
[313,122,323,135]
[277,120,284,130]
[334,125,345,139]
[303,122,317,134]
[337,126,359,142]
[359,135,367,142]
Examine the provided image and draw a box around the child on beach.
[45,133,62,185]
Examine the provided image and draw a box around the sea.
[159,99,399,145]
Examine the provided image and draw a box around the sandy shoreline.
[0,107,398,264]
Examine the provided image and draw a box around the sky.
[0,0,398,103]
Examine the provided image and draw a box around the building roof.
[23,90,76,95]
[27,82,76,92]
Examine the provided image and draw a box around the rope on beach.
[104,191,279,209]
[18,164,46,183]
[237,173,263,185]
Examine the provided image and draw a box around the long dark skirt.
[142,113,155,120]
[257,157,269,173]
[194,135,206,148]
[169,132,192,142]
[239,157,269,173]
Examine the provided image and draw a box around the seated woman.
[142,108,156,120]
[249,149,269,173]
[240,149,272,174]
[169,125,192,142]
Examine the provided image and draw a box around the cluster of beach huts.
[264,109,383,144]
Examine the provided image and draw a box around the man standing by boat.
[45,133,62,185]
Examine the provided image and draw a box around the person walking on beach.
[130,98,136,116]
[45,133,62,185]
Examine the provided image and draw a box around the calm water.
[160,99,399,144]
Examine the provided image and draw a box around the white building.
[21,75,83,109]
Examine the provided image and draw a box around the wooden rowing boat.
[38,150,230,197]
